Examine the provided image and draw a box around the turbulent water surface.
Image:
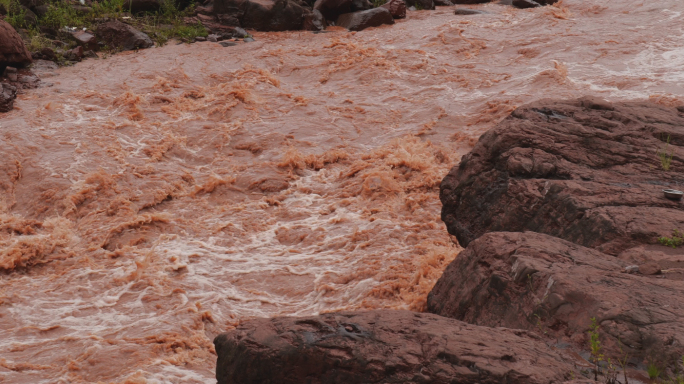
[1,0,683,382]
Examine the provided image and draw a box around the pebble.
[219,41,237,47]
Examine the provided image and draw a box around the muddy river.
[1,0,683,382]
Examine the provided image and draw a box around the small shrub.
[588,317,603,381]
[39,2,88,29]
[659,230,684,249]
[647,362,662,380]
[372,0,387,7]
[657,135,675,171]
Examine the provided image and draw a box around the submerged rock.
[512,0,541,8]
[214,310,578,384]
[439,97,684,255]
[96,20,154,50]
[428,231,684,361]
[454,7,487,14]
[336,7,394,31]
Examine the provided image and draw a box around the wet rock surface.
[0,82,18,112]
[427,231,684,361]
[512,0,542,8]
[96,20,154,51]
[440,98,684,256]
[214,310,578,384]
[213,0,311,31]
[381,0,406,19]
[336,7,394,31]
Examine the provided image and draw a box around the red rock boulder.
[214,310,580,384]
[0,20,32,70]
[440,98,684,256]
[427,231,684,363]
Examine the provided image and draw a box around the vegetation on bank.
[659,229,683,249]
[587,317,684,384]
[0,0,207,56]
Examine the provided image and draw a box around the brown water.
[1,0,683,382]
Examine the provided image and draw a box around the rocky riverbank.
[214,98,684,383]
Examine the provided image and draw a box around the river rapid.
[1,0,683,382]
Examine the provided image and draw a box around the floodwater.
[1,0,683,382]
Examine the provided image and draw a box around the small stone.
[624,265,639,274]
[243,37,255,42]
[233,27,249,38]
[639,262,662,276]
[219,41,237,47]
[194,36,207,42]
[207,34,219,42]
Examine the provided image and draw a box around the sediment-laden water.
[1,0,683,382]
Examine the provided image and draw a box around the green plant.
[589,317,604,381]
[647,362,662,380]
[4,0,29,30]
[616,341,629,384]
[39,1,89,29]
[371,0,387,7]
[657,135,675,171]
[659,229,684,249]
[533,313,547,335]
[604,358,619,384]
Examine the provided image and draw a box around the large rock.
[428,231,684,362]
[0,83,17,113]
[0,20,32,70]
[312,0,371,22]
[440,98,684,256]
[95,20,154,51]
[213,0,310,31]
[214,310,579,384]
[336,7,394,31]
[381,0,406,18]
